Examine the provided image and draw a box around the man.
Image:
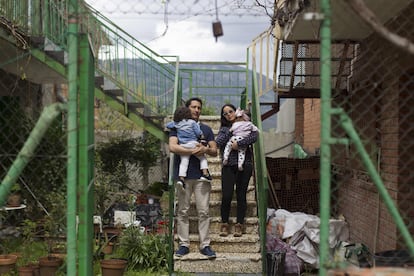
[168,97,218,259]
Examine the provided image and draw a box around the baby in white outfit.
[222,108,258,170]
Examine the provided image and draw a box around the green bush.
[114,226,168,272]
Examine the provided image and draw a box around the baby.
[222,108,258,170]
[166,106,211,188]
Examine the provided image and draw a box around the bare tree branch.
[347,0,414,55]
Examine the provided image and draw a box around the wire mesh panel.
[273,1,414,271]
[0,70,68,231]
[261,0,414,272]
[330,4,414,258]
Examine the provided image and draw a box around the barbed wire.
[86,0,275,17]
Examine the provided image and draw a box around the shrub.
[114,226,168,272]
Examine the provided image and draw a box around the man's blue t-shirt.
[169,122,214,179]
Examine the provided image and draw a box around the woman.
[215,104,258,237]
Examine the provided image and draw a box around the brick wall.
[295,98,304,145]
[303,98,320,154]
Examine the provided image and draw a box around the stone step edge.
[184,200,257,206]
[173,252,262,262]
[176,233,260,243]
[210,185,255,192]
[184,216,259,224]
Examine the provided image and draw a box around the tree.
[96,131,161,192]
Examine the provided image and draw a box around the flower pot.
[102,242,114,255]
[38,256,63,276]
[100,259,127,276]
[18,265,35,276]
[0,254,18,274]
[7,193,22,207]
[30,263,40,276]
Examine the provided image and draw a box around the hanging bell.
[212,20,223,42]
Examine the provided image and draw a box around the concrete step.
[175,233,260,254]
[199,115,222,132]
[186,200,258,217]
[174,252,262,274]
[188,216,259,235]
[209,184,256,202]
[172,116,263,275]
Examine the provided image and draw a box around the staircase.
[173,116,263,274]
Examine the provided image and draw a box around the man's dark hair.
[185,97,203,108]
[173,106,192,122]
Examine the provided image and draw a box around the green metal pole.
[243,47,250,110]
[168,56,180,275]
[43,0,50,36]
[251,69,268,273]
[319,0,331,275]
[0,103,66,206]
[77,33,95,276]
[67,0,79,275]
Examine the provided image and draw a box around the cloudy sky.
[87,0,273,62]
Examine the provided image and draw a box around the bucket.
[374,250,413,267]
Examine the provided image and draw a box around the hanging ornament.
[212,0,223,42]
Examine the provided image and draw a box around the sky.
[87,0,273,62]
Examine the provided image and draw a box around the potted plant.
[0,254,18,274]
[37,193,66,275]
[111,224,168,272]
[16,219,47,276]
[94,228,119,259]
[6,183,22,207]
[0,239,19,274]
[100,258,127,276]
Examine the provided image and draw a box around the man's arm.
[168,136,193,155]
[191,139,217,157]
[206,140,218,157]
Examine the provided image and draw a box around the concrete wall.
[262,99,296,158]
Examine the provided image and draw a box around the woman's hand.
[231,140,239,150]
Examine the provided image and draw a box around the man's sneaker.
[175,246,189,257]
[200,174,212,182]
[177,179,186,189]
[200,246,216,259]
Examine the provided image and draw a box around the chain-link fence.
[328,2,414,261]
[0,72,68,228]
[264,0,414,272]
[1,0,413,274]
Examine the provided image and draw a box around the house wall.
[298,3,414,252]
[294,98,304,145]
[302,98,320,155]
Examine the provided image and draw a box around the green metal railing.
[0,0,67,49]
[80,3,177,118]
[178,62,249,113]
[1,0,177,120]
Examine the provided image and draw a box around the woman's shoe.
[234,223,243,237]
[219,223,229,237]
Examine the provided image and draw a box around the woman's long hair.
[220,104,236,127]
